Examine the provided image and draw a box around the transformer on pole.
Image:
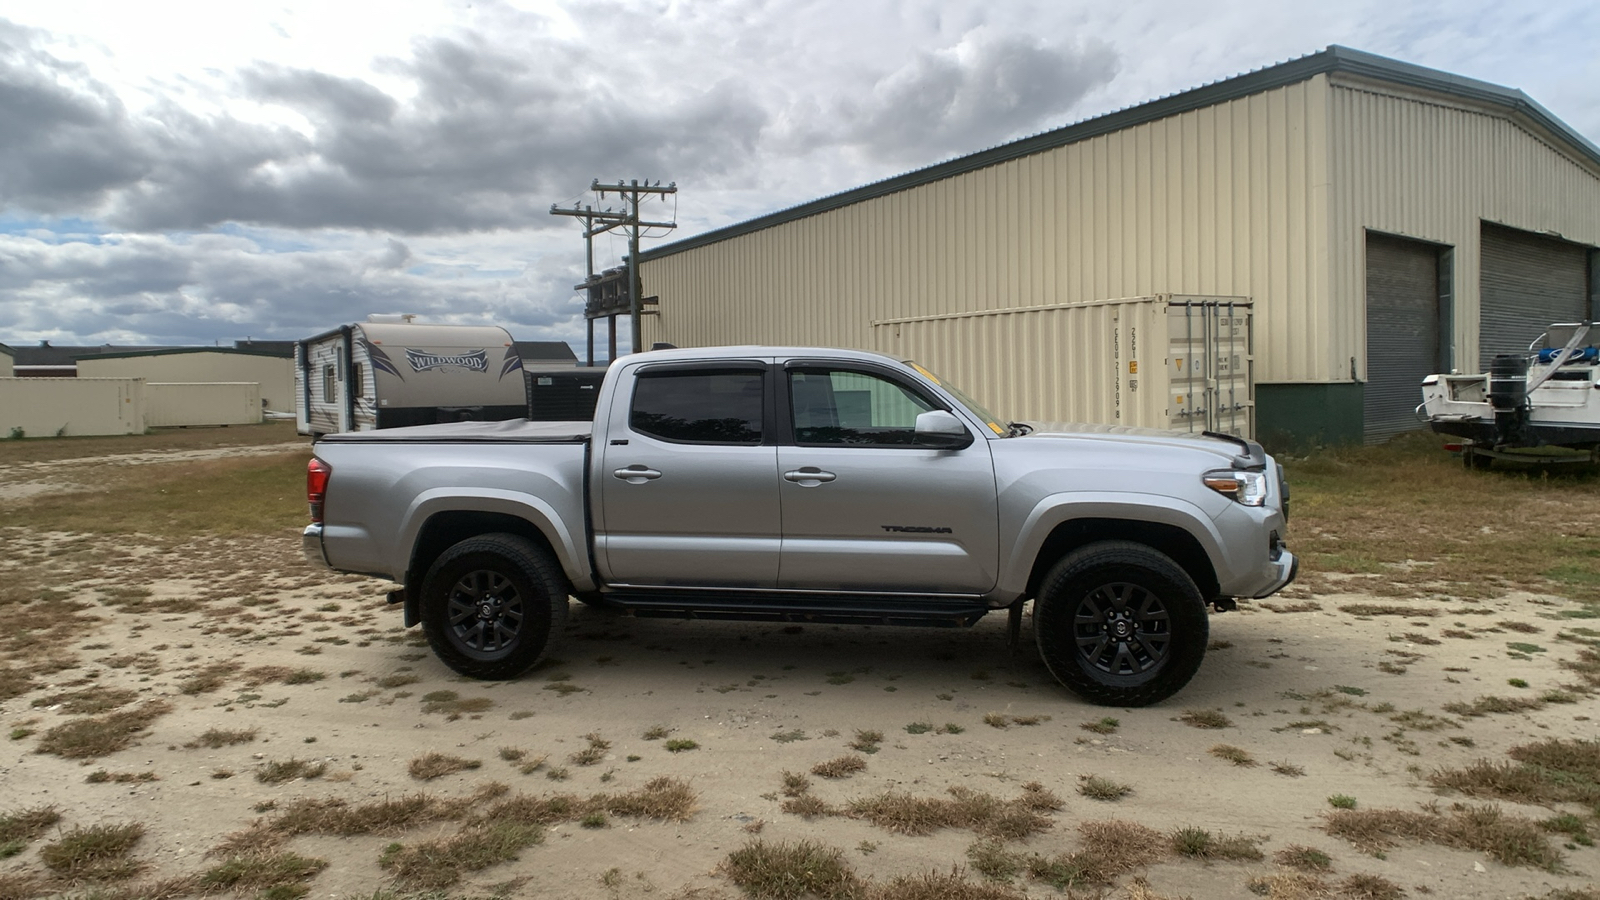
[550,180,676,364]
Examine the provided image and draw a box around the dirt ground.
[0,445,1597,899]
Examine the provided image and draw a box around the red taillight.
[307,458,331,523]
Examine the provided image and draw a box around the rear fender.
[395,489,595,592]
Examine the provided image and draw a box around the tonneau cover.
[317,418,591,443]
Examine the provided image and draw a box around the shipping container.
[0,377,145,438]
[872,295,1254,438]
[146,383,262,427]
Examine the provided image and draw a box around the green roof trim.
[76,346,292,361]
[641,45,1600,262]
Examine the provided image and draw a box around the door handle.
[612,465,662,484]
[783,467,837,485]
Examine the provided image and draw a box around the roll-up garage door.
[1480,223,1589,362]
[1365,233,1441,442]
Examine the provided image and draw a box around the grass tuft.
[36,701,172,759]
[811,756,868,779]
[1077,775,1132,801]
[186,727,258,749]
[1169,826,1264,861]
[1079,716,1120,735]
[256,758,327,785]
[1274,844,1334,873]
[1177,709,1233,729]
[1323,803,1564,870]
[200,851,327,892]
[408,752,482,781]
[721,839,859,900]
[1209,744,1258,767]
[40,822,145,879]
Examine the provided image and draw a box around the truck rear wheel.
[420,533,569,680]
[1034,541,1208,707]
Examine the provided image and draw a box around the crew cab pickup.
[303,346,1296,706]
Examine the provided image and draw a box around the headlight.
[1203,469,1268,506]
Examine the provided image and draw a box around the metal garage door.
[1365,233,1441,442]
[1480,223,1590,362]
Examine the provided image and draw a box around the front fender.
[997,492,1227,597]
[395,489,595,592]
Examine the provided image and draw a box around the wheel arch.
[1023,517,1220,602]
[394,490,593,594]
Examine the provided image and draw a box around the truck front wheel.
[1034,541,1208,707]
[420,533,569,680]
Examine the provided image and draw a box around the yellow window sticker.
[988,422,1005,435]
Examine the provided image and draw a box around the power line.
[550,179,677,363]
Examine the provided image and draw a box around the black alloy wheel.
[420,533,569,680]
[1034,540,1208,707]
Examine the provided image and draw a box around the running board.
[592,590,992,628]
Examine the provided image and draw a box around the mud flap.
[387,588,421,628]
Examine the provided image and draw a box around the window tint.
[631,369,764,444]
[789,368,938,446]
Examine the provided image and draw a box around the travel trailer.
[295,317,526,436]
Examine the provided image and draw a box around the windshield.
[904,361,1013,436]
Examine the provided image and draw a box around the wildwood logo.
[406,348,489,373]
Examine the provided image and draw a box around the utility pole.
[550,179,676,359]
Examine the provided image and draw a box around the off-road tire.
[1034,540,1209,707]
[420,533,569,680]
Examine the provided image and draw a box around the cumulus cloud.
[773,30,1119,164]
[0,231,585,345]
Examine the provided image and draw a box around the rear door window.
[630,369,764,444]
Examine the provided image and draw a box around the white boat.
[1419,322,1600,465]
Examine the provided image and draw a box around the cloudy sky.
[2,0,1596,356]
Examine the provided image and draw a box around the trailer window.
[351,363,364,399]
[322,365,336,403]
[630,369,763,444]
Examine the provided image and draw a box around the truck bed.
[317,419,592,443]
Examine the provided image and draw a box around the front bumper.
[301,524,331,570]
[1247,549,1298,599]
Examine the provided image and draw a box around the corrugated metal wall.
[145,383,263,427]
[643,77,1333,404]
[1328,77,1600,377]
[77,353,295,412]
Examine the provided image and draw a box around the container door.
[597,363,781,588]
[776,365,998,594]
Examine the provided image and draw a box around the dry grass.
[969,820,1168,891]
[40,822,145,880]
[35,700,171,759]
[409,752,483,781]
[255,758,328,784]
[569,732,611,766]
[177,660,243,695]
[1169,826,1265,861]
[1429,738,1600,804]
[1209,744,1258,767]
[849,729,884,753]
[843,783,1060,839]
[0,666,37,701]
[0,806,61,843]
[1442,694,1550,717]
[1288,434,1600,606]
[200,851,328,893]
[419,690,494,716]
[721,839,859,900]
[1077,775,1133,801]
[811,756,868,779]
[1177,709,1233,729]
[780,772,811,797]
[15,451,311,537]
[1079,716,1120,735]
[185,727,258,749]
[1274,845,1334,873]
[1339,604,1441,618]
[29,687,139,714]
[1323,803,1563,870]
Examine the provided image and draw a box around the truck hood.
[1016,421,1266,469]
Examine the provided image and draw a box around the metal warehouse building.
[639,46,1600,446]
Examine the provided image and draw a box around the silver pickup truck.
[303,346,1295,706]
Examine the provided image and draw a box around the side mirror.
[914,410,974,450]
